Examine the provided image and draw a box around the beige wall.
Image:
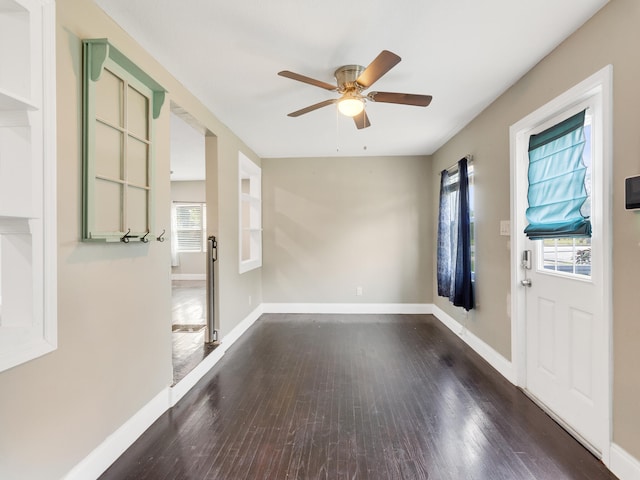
[431,0,640,459]
[171,180,206,276]
[171,180,206,202]
[0,0,261,478]
[262,156,433,304]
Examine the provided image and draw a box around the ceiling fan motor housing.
[334,65,365,93]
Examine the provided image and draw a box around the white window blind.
[174,203,206,252]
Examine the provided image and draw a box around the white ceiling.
[94,0,608,160]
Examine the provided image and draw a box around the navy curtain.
[525,110,591,239]
[453,160,474,310]
[437,158,474,311]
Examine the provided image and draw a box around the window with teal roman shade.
[524,109,591,240]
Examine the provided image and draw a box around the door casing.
[509,65,613,463]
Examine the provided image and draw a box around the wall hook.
[121,228,133,243]
[140,231,150,243]
[156,229,166,242]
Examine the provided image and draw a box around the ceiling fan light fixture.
[338,96,364,117]
[279,50,432,129]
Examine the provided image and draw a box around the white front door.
[522,235,606,453]
[510,66,612,459]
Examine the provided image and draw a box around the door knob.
[521,278,532,287]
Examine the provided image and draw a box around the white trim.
[171,273,206,281]
[169,345,226,406]
[42,0,57,353]
[169,304,262,405]
[63,388,171,480]
[219,304,264,347]
[64,305,263,480]
[431,305,516,384]
[610,443,640,480]
[261,303,432,314]
[509,65,613,462]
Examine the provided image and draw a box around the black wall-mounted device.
[625,175,640,210]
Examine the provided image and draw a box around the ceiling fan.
[278,50,432,129]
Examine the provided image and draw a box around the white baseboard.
[220,304,264,346]
[170,304,262,405]
[610,443,640,480]
[63,306,263,480]
[171,274,206,281]
[169,346,226,406]
[430,304,516,384]
[63,388,170,480]
[261,303,432,314]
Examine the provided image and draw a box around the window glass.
[174,203,207,252]
[443,164,475,280]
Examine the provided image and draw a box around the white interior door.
[510,66,612,459]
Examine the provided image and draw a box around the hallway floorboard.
[101,313,616,480]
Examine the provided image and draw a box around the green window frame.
[82,38,166,242]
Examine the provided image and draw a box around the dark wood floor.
[172,280,216,385]
[102,314,617,480]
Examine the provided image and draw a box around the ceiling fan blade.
[368,91,433,107]
[356,50,401,89]
[353,110,371,129]
[287,99,337,117]
[278,70,337,91]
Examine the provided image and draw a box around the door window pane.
[541,237,591,277]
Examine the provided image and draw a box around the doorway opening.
[169,106,218,385]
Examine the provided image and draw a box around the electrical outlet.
[356,286,363,296]
[248,295,252,306]
[500,220,510,236]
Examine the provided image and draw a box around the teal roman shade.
[524,110,591,240]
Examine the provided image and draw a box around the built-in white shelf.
[0,88,38,110]
[241,193,261,203]
[238,153,262,273]
[0,0,56,374]
[0,0,35,109]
